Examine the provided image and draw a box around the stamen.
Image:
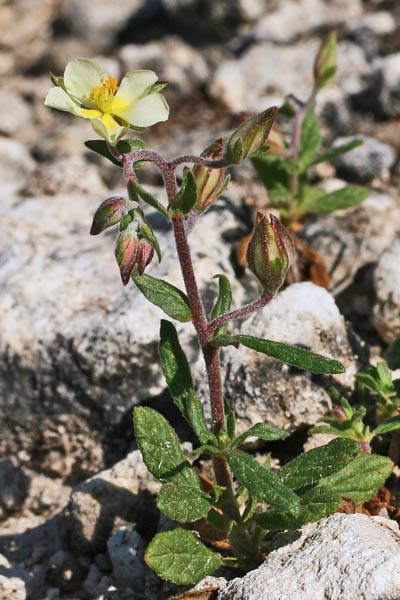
[91,76,119,113]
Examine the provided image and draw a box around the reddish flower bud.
[193,139,229,211]
[225,106,278,164]
[246,213,295,294]
[115,223,139,286]
[90,196,127,235]
[137,240,155,275]
[331,405,347,421]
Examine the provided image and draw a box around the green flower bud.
[225,106,278,164]
[90,196,127,235]
[246,213,295,294]
[313,31,337,91]
[193,139,229,211]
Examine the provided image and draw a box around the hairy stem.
[209,292,272,334]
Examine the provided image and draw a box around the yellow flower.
[44,58,169,145]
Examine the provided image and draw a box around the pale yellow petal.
[91,114,127,146]
[64,58,108,106]
[113,93,169,128]
[44,87,102,119]
[112,70,158,110]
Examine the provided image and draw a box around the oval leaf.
[132,269,192,322]
[301,185,369,214]
[211,334,345,374]
[145,527,221,585]
[157,481,212,522]
[133,406,199,488]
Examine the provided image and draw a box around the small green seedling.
[251,32,369,228]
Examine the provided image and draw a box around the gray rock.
[218,514,400,600]
[119,37,209,96]
[209,40,368,112]
[254,0,363,43]
[107,529,146,592]
[372,236,400,344]
[221,282,360,436]
[160,0,266,37]
[332,135,396,183]
[375,52,400,117]
[61,450,160,554]
[0,573,27,600]
[301,190,400,292]
[0,459,29,514]
[0,92,32,138]
[56,0,142,49]
[0,137,35,197]
[0,177,246,455]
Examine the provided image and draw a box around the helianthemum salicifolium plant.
[46,59,393,586]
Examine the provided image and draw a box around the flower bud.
[246,213,295,294]
[193,139,229,211]
[225,106,277,164]
[331,405,347,421]
[137,240,155,276]
[313,31,336,91]
[90,196,127,235]
[115,222,140,286]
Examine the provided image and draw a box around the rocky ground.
[1,0,400,598]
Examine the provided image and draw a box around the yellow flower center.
[91,76,119,113]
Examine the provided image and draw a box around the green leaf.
[128,181,169,220]
[170,169,198,215]
[256,486,341,531]
[133,406,199,488]
[211,274,232,335]
[211,334,345,375]
[319,453,393,504]
[132,269,192,322]
[140,220,161,262]
[387,339,400,370]
[301,185,369,214]
[157,481,212,522]
[226,449,300,514]
[298,104,322,172]
[232,423,287,448]
[310,140,364,166]
[145,527,221,585]
[84,138,147,167]
[251,154,291,193]
[159,321,212,444]
[278,438,360,490]
[374,417,400,436]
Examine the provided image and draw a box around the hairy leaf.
[132,269,192,322]
[298,105,322,172]
[319,453,393,504]
[133,406,199,487]
[374,417,400,436]
[301,185,369,214]
[232,423,287,448]
[227,449,300,514]
[211,274,232,335]
[211,334,345,374]
[145,527,221,585]
[157,481,212,522]
[84,138,147,167]
[278,438,359,490]
[129,181,169,219]
[310,140,363,166]
[159,321,212,444]
[170,169,198,215]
